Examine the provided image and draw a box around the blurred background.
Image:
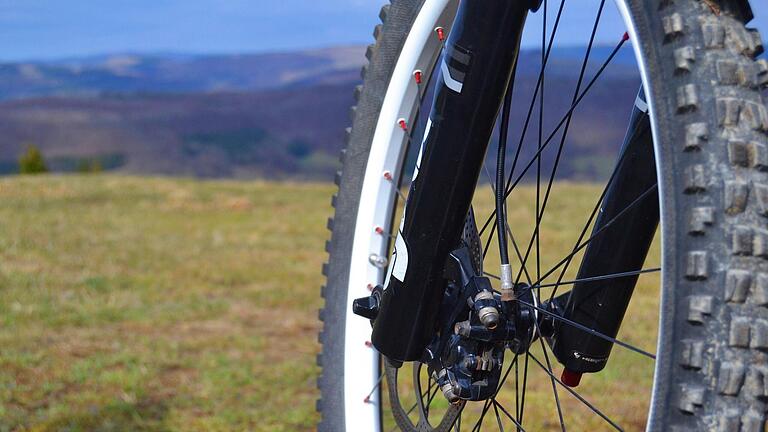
[0,1,765,431]
[2,1,763,180]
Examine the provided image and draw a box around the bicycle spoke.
[533,267,661,290]
[422,375,439,405]
[517,353,530,428]
[390,179,409,205]
[499,353,520,393]
[535,184,658,291]
[493,401,506,432]
[527,11,567,429]
[478,33,630,241]
[537,336,566,431]
[507,25,623,201]
[528,353,624,431]
[515,352,520,422]
[472,354,519,431]
[514,0,607,286]
[479,0,566,240]
[528,280,567,431]
[472,404,491,432]
[363,371,385,403]
[507,0,566,192]
[494,399,527,432]
[517,121,637,303]
[483,219,496,258]
[424,383,440,416]
[398,371,436,427]
[518,299,655,359]
[535,0,549,288]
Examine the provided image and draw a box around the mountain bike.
[317,0,767,430]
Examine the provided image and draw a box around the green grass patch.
[0,175,328,431]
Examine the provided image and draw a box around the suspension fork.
[366,0,539,362]
[549,87,659,385]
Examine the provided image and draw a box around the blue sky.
[0,0,764,61]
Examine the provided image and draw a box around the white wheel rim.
[343,1,458,429]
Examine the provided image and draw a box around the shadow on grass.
[20,397,171,432]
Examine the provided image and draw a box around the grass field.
[0,175,659,431]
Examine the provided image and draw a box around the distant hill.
[0,86,354,178]
[0,45,641,180]
[0,46,366,101]
[0,45,636,100]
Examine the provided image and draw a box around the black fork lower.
[549,87,659,385]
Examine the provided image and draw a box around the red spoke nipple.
[383,170,393,181]
[561,369,582,387]
[374,226,384,235]
[622,32,630,42]
[397,118,407,131]
[363,395,371,403]
[367,283,374,291]
[435,27,445,41]
[413,69,423,84]
[364,341,373,348]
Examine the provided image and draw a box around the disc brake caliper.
[421,247,536,403]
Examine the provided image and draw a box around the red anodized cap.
[435,27,445,41]
[413,70,423,84]
[561,369,582,387]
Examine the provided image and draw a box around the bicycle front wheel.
[317,0,768,430]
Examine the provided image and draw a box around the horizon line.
[0,42,635,65]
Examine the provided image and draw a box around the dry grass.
[0,175,329,431]
[0,175,659,431]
